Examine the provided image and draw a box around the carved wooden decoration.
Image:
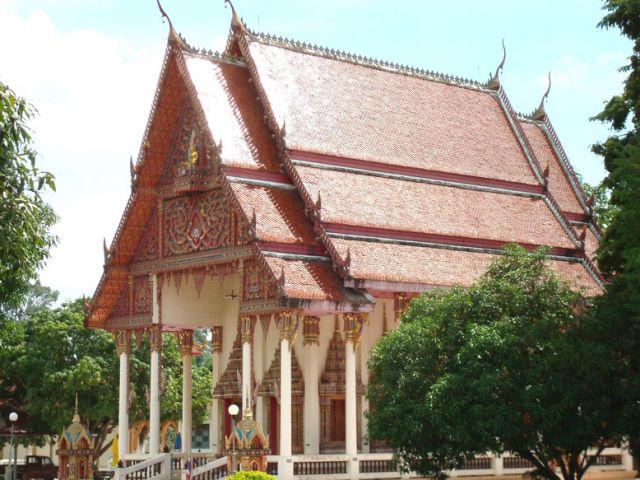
[133,208,159,262]
[133,276,152,314]
[163,190,231,256]
[257,344,304,454]
[111,284,130,318]
[242,259,277,302]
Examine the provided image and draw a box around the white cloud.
[0,5,164,301]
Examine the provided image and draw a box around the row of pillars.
[112,311,367,464]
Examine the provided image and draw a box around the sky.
[0,0,632,303]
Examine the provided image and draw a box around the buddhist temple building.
[85,4,631,480]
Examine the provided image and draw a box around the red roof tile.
[248,41,539,186]
[330,237,601,296]
[228,182,316,244]
[294,165,577,250]
[520,121,584,215]
[263,256,345,301]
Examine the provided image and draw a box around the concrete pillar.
[302,316,320,454]
[210,327,223,453]
[278,311,298,479]
[178,331,194,455]
[254,318,265,427]
[241,316,252,413]
[149,327,162,456]
[494,455,503,476]
[343,314,360,457]
[115,331,131,460]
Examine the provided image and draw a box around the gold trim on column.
[240,315,254,344]
[148,326,162,353]
[278,310,303,350]
[114,331,131,356]
[303,316,320,346]
[343,313,368,351]
[176,330,193,358]
[211,326,223,353]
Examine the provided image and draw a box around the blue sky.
[0,0,631,301]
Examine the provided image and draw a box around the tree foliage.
[0,297,212,464]
[592,0,640,462]
[0,81,56,310]
[367,246,625,480]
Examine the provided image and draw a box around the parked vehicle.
[0,455,57,480]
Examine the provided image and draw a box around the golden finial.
[225,0,248,34]
[532,72,552,121]
[486,39,506,90]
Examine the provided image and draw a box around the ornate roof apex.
[531,72,552,121]
[485,39,506,90]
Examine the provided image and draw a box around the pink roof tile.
[184,54,280,171]
[294,165,577,250]
[520,121,584,215]
[263,256,345,301]
[228,182,316,244]
[331,237,601,296]
[248,41,539,185]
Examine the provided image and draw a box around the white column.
[254,319,265,427]
[494,455,503,476]
[149,328,161,456]
[210,327,223,453]
[280,337,292,457]
[278,312,296,480]
[343,314,360,457]
[241,316,252,412]
[115,331,131,461]
[303,316,320,454]
[179,331,193,455]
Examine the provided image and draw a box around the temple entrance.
[269,396,279,455]
[331,399,346,442]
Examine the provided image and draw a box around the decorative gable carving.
[134,208,159,262]
[162,101,221,194]
[242,259,277,302]
[163,190,231,256]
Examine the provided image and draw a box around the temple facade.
[85,6,626,480]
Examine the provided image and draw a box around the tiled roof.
[247,40,540,186]
[330,237,601,296]
[184,54,281,171]
[294,164,577,250]
[520,121,584,215]
[263,256,346,301]
[228,182,316,244]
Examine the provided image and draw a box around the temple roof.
[85,15,603,328]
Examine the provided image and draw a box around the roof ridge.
[245,28,484,90]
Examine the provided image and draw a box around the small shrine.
[57,399,94,480]
[225,409,270,472]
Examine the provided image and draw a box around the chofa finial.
[225,0,248,34]
[532,72,552,121]
[486,39,506,90]
[156,0,185,47]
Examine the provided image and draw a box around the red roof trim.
[323,222,583,258]
[564,211,588,222]
[257,241,327,257]
[289,149,544,195]
[223,166,293,185]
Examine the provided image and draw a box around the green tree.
[0,81,56,310]
[591,0,640,464]
[581,181,617,231]
[367,246,626,480]
[1,298,212,464]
